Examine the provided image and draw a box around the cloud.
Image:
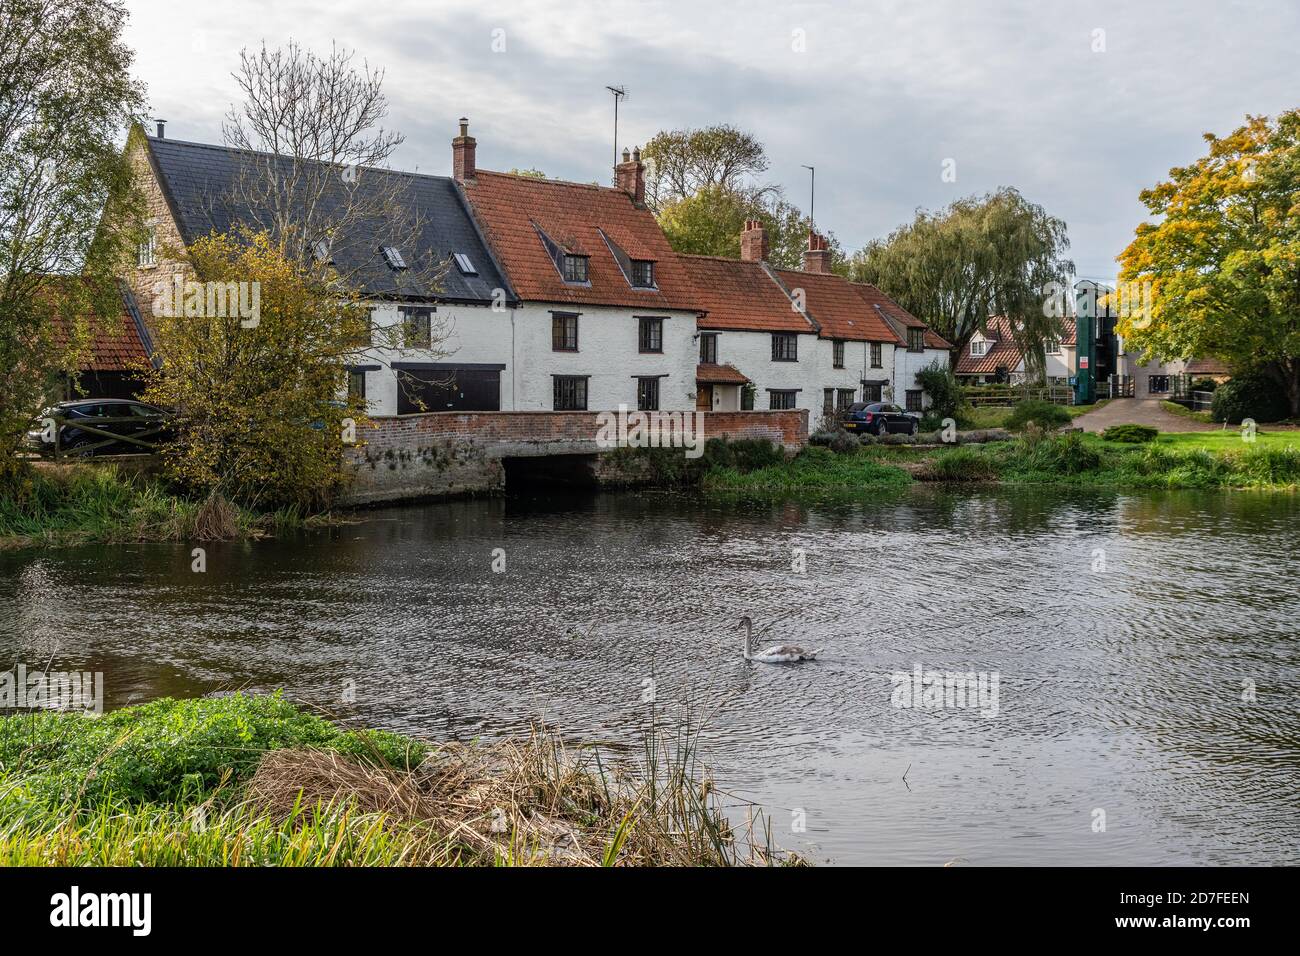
[125,0,1298,279]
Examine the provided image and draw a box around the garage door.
[394,363,503,414]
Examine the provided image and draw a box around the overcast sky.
[124,0,1297,281]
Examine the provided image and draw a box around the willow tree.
[1117,110,1300,416]
[0,0,144,476]
[851,188,1073,379]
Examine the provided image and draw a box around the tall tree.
[643,124,843,271]
[1117,110,1300,415]
[222,41,436,293]
[850,188,1073,376]
[658,185,844,271]
[640,125,773,213]
[0,0,144,471]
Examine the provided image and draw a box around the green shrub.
[915,359,967,421]
[1211,370,1290,423]
[1190,377,1220,393]
[809,428,859,454]
[923,447,999,481]
[1102,423,1158,443]
[0,693,424,807]
[1005,399,1072,432]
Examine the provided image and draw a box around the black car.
[841,401,918,436]
[26,399,171,456]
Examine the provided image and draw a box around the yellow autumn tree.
[141,231,369,509]
[1117,110,1300,415]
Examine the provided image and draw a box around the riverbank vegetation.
[696,428,1300,496]
[0,464,326,550]
[0,694,792,867]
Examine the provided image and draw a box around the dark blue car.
[840,402,917,437]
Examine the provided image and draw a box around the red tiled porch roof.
[696,362,750,385]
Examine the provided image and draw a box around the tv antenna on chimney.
[802,164,815,232]
[606,85,628,170]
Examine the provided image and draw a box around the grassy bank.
[698,430,1300,496]
[0,464,328,550]
[0,694,791,867]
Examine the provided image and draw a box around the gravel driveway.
[1073,398,1217,433]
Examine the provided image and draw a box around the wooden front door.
[696,385,713,410]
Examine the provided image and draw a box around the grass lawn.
[961,400,1103,430]
[1149,429,1300,452]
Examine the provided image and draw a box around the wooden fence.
[962,385,1075,407]
[30,413,165,460]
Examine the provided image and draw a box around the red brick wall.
[355,409,808,454]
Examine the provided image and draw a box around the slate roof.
[144,136,512,304]
[461,171,696,310]
[770,269,903,343]
[678,255,815,333]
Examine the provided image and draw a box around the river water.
[2,485,1297,865]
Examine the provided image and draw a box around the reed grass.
[0,463,327,549]
[0,694,798,867]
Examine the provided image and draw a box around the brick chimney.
[615,146,645,206]
[740,219,769,262]
[803,230,832,274]
[453,117,476,183]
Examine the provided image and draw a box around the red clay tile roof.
[45,282,149,372]
[862,286,952,350]
[696,362,750,385]
[678,255,814,333]
[956,316,1022,375]
[462,171,696,310]
[770,269,903,343]
[1186,356,1230,376]
[955,316,1075,375]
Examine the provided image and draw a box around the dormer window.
[907,327,925,352]
[563,254,588,283]
[1045,337,1061,355]
[970,339,989,356]
[381,246,407,270]
[631,260,655,288]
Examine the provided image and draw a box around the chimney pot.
[453,117,477,183]
[615,147,645,207]
[803,230,832,273]
[155,119,166,139]
[740,219,769,262]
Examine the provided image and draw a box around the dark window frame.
[870,342,883,368]
[768,389,798,410]
[400,306,433,349]
[905,389,924,412]
[908,328,926,352]
[552,312,579,352]
[553,375,589,411]
[637,376,660,411]
[347,369,367,402]
[562,254,589,283]
[771,333,798,362]
[833,339,845,368]
[638,316,664,353]
[631,260,655,288]
[699,333,718,364]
